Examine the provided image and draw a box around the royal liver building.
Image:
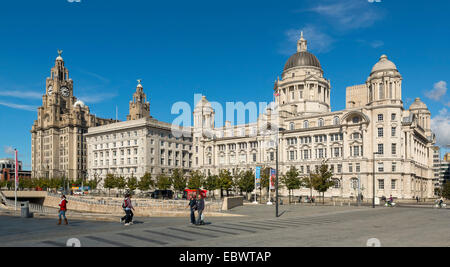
[193,34,436,199]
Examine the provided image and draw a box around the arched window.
[289,122,295,130]
[333,179,341,189]
[318,118,324,127]
[333,116,340,125]
[303,120,309,129]
[352,116,360,124]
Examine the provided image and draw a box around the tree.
[310,163,335,204]
[127,175,138,194]
[103,174,116,196]
[302,173,315,203]
[203,175,219,198]
[442,182,450,200]
[218,169,233,197]
[156,174,172,190]
[86,176,100,190]
[116,176,127,196]
[138,172,154,193]
[237,170,255,200]
[171,169,187,197]
[188,170,204,190]
[281,166,302,204]
[259,167,270,203]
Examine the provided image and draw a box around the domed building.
[193,33,437,200]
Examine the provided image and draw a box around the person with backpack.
[58,194,68,225]
[121,193,135,226]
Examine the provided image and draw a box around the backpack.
[122,198,128,209]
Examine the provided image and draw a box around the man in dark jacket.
[186,194,197,225]
[196,194,205,225]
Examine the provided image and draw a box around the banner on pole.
[270,168,276,190]
[255,166,261,189]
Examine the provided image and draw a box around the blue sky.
[0,0,449,168]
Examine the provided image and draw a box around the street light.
[373,151,381,208]
[275,127,285,218]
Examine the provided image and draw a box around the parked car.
[151,190,174,199]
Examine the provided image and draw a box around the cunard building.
[31,51,116,180]
[193,33,436,199]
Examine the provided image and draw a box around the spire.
[297,31,307,52]
[56,49,63,61]
[137,79,143,89]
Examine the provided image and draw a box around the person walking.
[122,193,135,226]
[186,194,197,225]
[196,193,205,225]
[58,194,68,225]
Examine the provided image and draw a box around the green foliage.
[203,175,219,192]
[138,172,154,192]
[281,166,302,203]
[156,174,172,190]
[237,170,255,194]
[103,174,117,190]
[188,170,204,190]
[86,177,100,190]
[171,169,187,192]
[218,169,233,197]
[310,163,335,204]
[116,176,126,191]
[127,175,138,192]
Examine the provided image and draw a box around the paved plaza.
[1,204,449,247]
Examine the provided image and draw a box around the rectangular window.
[378,114,384,122]
[378,179,384,190]
[392,143,397,155]
[391,179,397,190]
[392,162,397,172]
[391,113,396,121]
[356,163,361,173]
[378,128,384,137]
[337,164,342,173]
[391,127,396,137]
[349,163,353,173]
[378,162,384,172]
[378,144,384,155]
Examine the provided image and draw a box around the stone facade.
[193,35,436,200]
[31,52,116,180]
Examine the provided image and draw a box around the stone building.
[31,51,116,180]
[193,34,436,200]
[85,82,193,182]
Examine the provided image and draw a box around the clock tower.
[31,51,116,180]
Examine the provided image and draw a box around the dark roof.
[284,51,322,71]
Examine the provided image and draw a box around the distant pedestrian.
[416,196,419,203]
[196,193,205,225]
[186,194,197,225]
[58,194,68,225]
[121,193,135,226]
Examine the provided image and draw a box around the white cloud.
[305,0,384,31]
[0,90,42,99]
[281,25,334,55]
[4,146,15,155]
[431,108,450,147]
[425,81,447,101]
[0,101,37,111]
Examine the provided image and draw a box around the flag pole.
[14,149,18,212]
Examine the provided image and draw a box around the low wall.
[222,196,244,210]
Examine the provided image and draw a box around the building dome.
[371,55,397,73]
[283,51,322,71]
[409,97,428,110]
[74,100,86,108]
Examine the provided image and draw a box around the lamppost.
[373,152,381,208]
[275,127,285,218]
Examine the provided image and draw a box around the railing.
[3,198,58,214]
